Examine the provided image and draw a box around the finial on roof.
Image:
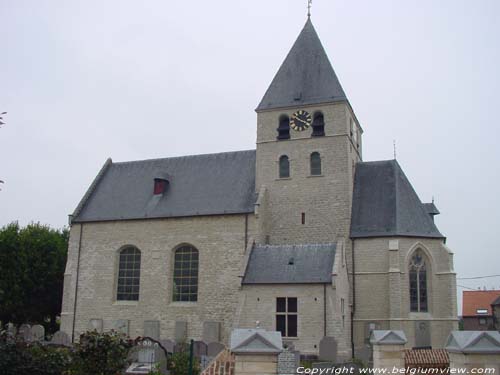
[393,140,397,160]
[307,0,312,18]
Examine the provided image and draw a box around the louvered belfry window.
[173,245,199,302]
[117,247,141,301]
[409,250,428,312]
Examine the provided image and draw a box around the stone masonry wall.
[61,214,256,343]
[255,102,361,246]
[352,237,457,355]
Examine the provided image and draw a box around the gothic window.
[312,112,325,136]
[310,152,322,175]
[117,246,141,301]
[279,155,290,178]
[173,245,199,302]
[277,115,290,140]
[409,250,428,312]
[276,297,298,337]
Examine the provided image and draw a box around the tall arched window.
[279,155,290,178]
[173,245,199,302]
[409,250,428,312]
[117,246,141,301]
[310,152,322,175]
[312,112,325,136]
[277,115,290,140]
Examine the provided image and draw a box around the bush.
[167,343,200,375]
[0,331,70,375]
[70,330,133,375]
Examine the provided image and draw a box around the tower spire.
[307,0,312,18]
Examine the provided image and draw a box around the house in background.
[462,290,500,331]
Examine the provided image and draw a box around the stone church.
[61,17,457,360]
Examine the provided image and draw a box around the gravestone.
[112,319,130,335]
[19,324,32,341]
[415,321,431,348]
[207,341,225,357]
[278,347,300,375]
[175,321,187,342]
[319,336,338,362]
[160,339,175,353]
[88,319,103,333]
[202,321,221,343]
[144,320,160,340]
[193,340,208,357]
[32,325,45,341]
[126,337,168,375]
[6,323,17,336]
[51,331,71,346]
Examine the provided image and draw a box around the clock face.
[290,110,312,131]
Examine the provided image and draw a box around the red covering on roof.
[404,349,449,367]
[462,290,500,316]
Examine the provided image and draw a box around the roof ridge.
[113,149,256,165]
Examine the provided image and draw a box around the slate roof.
[350,160,444,239]
[369,330,407,345]
[72,150,256,222]
[230,329,282,354]
[445,331,500,353]
[256,18,347,111]
[242,244,336,284]
[462,290,500,316]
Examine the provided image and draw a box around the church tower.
[255,18,362,245]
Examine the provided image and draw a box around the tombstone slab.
[112,319,130,335]
[193,340,208,357]
[207,342,225,357]
[319,336,338,362]
[144,320,160,340]
[175,321,187,342]
[160,339,175,353]
[31,325,45,342]
[51,331,71,346]
[6,323,17,336]
[19,324,32,342]
[202,321,221,343]
[88,319,103,333]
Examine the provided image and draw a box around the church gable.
[72,150,256,223]
[350,159,444,239]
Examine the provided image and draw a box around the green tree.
[0,222,68,333]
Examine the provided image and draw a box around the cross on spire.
[307,0,312,18]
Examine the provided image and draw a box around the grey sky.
[1,0,499,314]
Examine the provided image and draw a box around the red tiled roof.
[404,349,449,366]
[462,290,500,316]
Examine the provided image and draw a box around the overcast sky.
[1,0,499,314]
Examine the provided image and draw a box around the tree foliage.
[0,222,68,332]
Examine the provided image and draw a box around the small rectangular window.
[276,297,298,337]
[301,212,305,225]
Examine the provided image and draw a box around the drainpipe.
[72,223,83,343]
[244,213,249,251]
[323,284,327,336]
[351,239,356,359]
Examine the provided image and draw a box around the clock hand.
[295,117,309,125]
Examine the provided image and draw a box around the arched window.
[173,245,199,302]
[310,152,322,175]
[279,155,290,178]
[312,112,325,136]
[277,115,290,140]
[117,246,141,301]
[409,250,428,312]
